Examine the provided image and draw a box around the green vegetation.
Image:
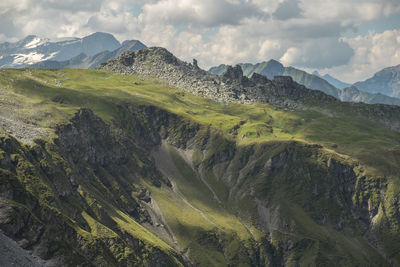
[1,68,399,177]
[0,68,399,266]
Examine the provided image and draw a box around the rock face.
[99,47,335,108]
[0,107,186,266]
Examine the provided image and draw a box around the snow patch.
[24,37,46,49]
[12,52,45,65]
[44,51,59,60]
[11,51,59,65]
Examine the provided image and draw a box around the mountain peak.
[84,32,117,39]
[80,32,120,56]
[266,59,283,67]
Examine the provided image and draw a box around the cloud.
[272,0,302,20]
[141,0,267,28]
[323,29,400,83]
[280,38,354,68]
[0,0,399,81]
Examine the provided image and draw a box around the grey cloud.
[273,0,302,20]
[0,10,23,39]
[285,21,349,39]
[41,0,103,12]
[86,15,129,34]
[292,38,354,68]
[142,0,268,28]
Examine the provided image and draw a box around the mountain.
[1,47,400,266]
[209,60,341,98]
[209,61,400,106]
[354,64,400,98]
[313,70,350,89]
[30,40,147,69]
[0,32,121,68]
[339,85,400,105]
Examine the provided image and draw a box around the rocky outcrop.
[99,47,337,108]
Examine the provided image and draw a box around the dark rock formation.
[99,47,339,109]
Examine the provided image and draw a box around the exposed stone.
[99,47,338,109]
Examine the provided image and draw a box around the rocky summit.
[100,47,335,108]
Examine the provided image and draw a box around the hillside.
[354,64,400,98]
[0,48,400,266]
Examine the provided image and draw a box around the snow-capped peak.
[24,37,48,49]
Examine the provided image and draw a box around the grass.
[1,68,399,265]
[1,68,399,178]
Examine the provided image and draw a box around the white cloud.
[141,0,266,28]
[280,47,301,66]
[0,0,399,82]
[322,29,400,83]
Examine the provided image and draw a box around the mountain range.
[31,39,146,69]
[1,47,400,266]
[1,32,400,108]
[0,32,145,69]
[209,61,400,106]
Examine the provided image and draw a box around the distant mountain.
[31,40,146,69]
[313,71,350,89]
[354,64,400,98]
[209,61,400,106]
[209,60,341,98]
[339,85,400,106]
[0,32,122,68]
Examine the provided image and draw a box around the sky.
[1,0,400,83]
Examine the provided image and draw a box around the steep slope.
[0,32,121,68]
[31,40,147,69]
[1,48,400,266]
[313,71,350,89]
[354,64,400,98]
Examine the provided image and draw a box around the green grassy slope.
[0,68,399,265]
